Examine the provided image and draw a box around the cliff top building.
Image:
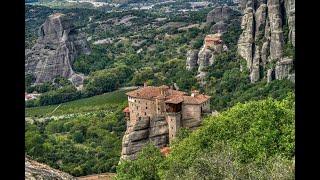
[204,33,223,48]
[121,84,211,160]
[124,84,210,141]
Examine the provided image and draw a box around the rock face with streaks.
[207,5,241,34]
[121,116,169,160]
[237,0,295,83]
[206,5,237,24]
[25,156,76,180]
[186,50,199,70]
[25,13,91,86]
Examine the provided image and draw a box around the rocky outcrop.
[275,57,294,80]
[207,5,241,34]
[197,48,215,73]
[185,33,227,85]
[121,116,169,161]
[238,6,254,70]
[186,50,199,70]
[206,5,236,24]
[210,21,228,34]
[25,13,91,86]
[186,33,227,86]
[25,156,76,180]
[237,0,295,83]
[284,0,295,47]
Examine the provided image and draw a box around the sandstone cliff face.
[121,116,169,160]
[237,0,295,83]
[207,5,235,24]
[25,156,76,180]
[284,0,295,47]
[207,5,240,34]
[25,13,91,86]
[186,50,199,71]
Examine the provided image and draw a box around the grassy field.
[25,89,130,118]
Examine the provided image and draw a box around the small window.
[135,100,136,102]
[145,112,146,116]
[146,107,148,109]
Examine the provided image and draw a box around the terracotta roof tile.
[123,107,130,113]
[126,86,210,104]
[126,86,186,100]
[165,95,184,104]
[183,94,211,104]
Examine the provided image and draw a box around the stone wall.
[166,112,182,141]
[128,96,157,123]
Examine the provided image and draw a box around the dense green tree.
[116,143,165,180]
[158,94,294,179]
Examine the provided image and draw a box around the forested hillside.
[25,0,295,178]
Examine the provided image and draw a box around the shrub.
[116,143,165,180]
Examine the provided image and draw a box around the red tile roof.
[165,95,184,104]
[123,107,130,113]
[126,86,210,105]
[182,94,211,104]
[126,86,187,100]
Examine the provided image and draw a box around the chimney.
[191,90,199,97]
[144,82,147,87]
